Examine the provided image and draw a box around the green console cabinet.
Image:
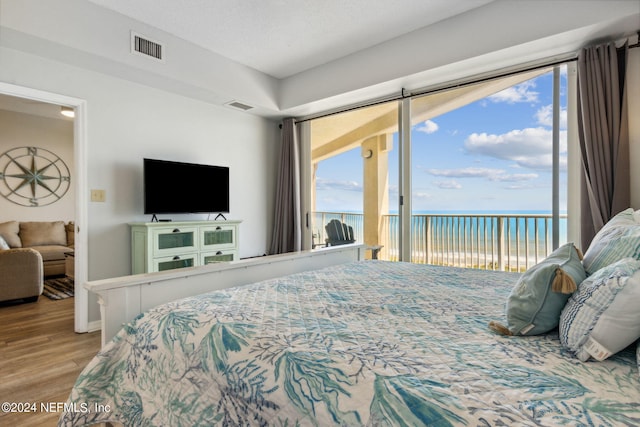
[130,220,241,274]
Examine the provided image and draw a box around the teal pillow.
[490,242,586,336]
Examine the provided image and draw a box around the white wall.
[0,109,75,221]
[0,0,279,115]
[278,0,640,115]
[3,0,637,119]
[0,47,279,324]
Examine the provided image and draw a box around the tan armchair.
[0,248,43,303]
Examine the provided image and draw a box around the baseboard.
[87,320,102,333]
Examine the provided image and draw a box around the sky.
[314,67,568,214]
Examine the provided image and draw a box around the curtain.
[577,41,630,250]
[269,118,302,254]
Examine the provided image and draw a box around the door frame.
[0,82,89,333]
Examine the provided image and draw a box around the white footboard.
[87,245,366,346]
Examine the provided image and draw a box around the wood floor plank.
[0,295,101,426]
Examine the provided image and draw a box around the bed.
[59,260,640,426]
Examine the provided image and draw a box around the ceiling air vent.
[225,101,254,111]
[131,32,164,61]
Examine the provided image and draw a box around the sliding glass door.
[305,65,570,269]
[409,67,568,271]
[309,101,399,259]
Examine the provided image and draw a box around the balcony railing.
[312,211,567,272]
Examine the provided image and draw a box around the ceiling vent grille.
[131,32,164,61]
[225,101,254,111]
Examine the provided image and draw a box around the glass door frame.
[299,63,578,260]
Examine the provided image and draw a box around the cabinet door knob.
[216,251,223,255]
[172,229,180,233]
[216,226,222,230]
[173,256,181,260]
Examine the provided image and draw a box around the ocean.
[313,210,568,271]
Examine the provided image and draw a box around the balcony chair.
[325,219,356,246]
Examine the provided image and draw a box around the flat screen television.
[143,158,229,216]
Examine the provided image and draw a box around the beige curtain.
[269,118,302,254]
[577,41,630,250]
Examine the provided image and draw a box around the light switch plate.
[91,189,106,202]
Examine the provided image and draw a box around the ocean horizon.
[313,209,568,264]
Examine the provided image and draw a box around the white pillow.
[0,235,9,250]
[582,208,640,275]
[559,258,640,362]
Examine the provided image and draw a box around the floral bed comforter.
[59,261,640,426]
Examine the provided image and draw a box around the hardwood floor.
[0,294,101,426]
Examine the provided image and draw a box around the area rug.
[43,277,74,300]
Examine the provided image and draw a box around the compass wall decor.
[0,146,71,207]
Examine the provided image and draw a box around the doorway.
[0,82,89,333]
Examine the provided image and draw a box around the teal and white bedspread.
[60,261,640,426]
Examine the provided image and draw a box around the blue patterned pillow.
[559,258,640,362]
[490,242,586,336]
[582,208,640,275]
[637,341,640,376]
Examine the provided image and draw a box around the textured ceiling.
[86,0,494,78]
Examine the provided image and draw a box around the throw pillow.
[0,235,9,250]
[66,222,75,247]
[489,242,586,336]
[19,221,67,247]
[0,221,22,248]
[637,340,640,377]
[559,258,640,362]
[582,208,640,275]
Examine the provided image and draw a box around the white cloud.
[535,104,567,129]
[488,81,539,104]
[416,119,439,134]
[413,191,432,200]
[426,167,539,183]
[315,178,362,192]
[464,127,567,169]
[427,167,503,178]
[504,184,536,190]
[434,180,462,189]
[489,173,538,182]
